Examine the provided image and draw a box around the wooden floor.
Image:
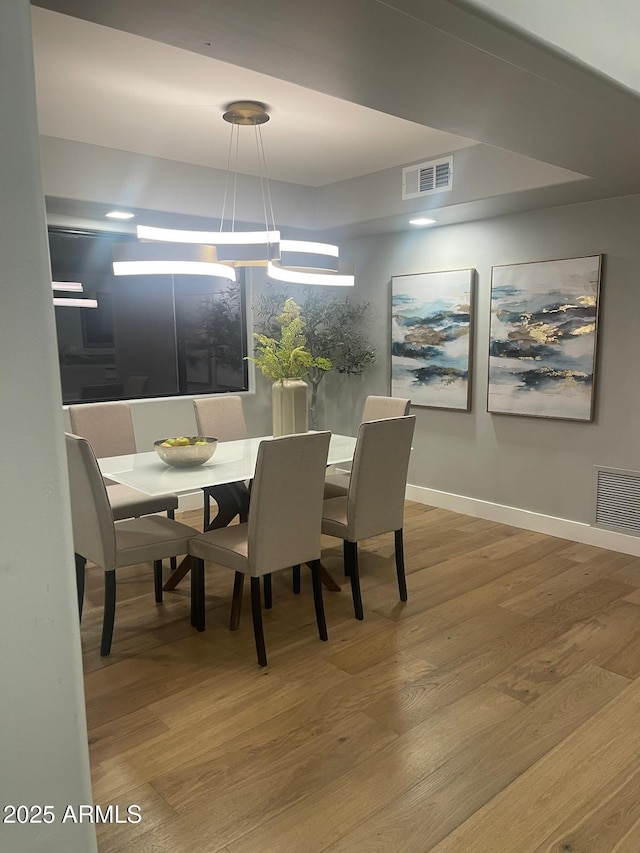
[81,502,640,852]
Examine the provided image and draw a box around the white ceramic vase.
[272,378,309,436]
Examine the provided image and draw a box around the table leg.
[317,563,341,592]
[163,482,249,591]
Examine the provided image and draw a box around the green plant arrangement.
[254,287,376,428]
[247,297,332,382]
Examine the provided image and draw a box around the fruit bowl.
[154,436,218,468]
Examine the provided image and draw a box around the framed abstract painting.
[391,268,475,410]
[487,254,602,421]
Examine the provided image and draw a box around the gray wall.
[0,2,96,851]
[325,193,640,525]
[58,192,640,529]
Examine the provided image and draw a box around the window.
[50,227,248,403]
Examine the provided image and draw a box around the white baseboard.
[406,483,640,558]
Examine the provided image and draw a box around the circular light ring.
[112,242,237,280]
[53,297,98,308]
[51,281,83,292]
[137,225,280,246]
[279,240,339,257]
[267,261,354,287]
[279,239,340,272]
[113,260,236,280]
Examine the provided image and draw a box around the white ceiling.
[29,0,640,234]
[31,7,476,188]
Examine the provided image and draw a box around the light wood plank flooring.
[80,502,640,852]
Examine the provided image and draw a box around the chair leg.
[264,574,273,609]
[74,553,86,621]
[230,572,244,630]
[345,540,364,620]
[292,564,301,594]
[190,558,197,627]
[395,528,408,602]
[309,560,328,641]
[250,577,268,667]
[343,540,350,576]
[154,560,163,603]
[100,570,117,656]
[167,510,177,571]
[190,557,205,631]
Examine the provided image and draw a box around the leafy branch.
[254,286,375,426]
[247,297,331,382]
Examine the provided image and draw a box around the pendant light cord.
[219,111,277,242]
[254,121,278,241]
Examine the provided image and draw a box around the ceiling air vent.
[402,156,453,200]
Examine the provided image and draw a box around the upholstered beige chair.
[65,433,197,656]
[193,395,250,530]
[322,415,415,620]
[324,395,411,500]
[189,431,331,667]
[68,401,179,522]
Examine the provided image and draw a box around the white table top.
[98,433,357,497]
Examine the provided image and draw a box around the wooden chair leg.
[264,574,273,609]
[250,577,268,667]
[310,560,328,641]
[395,528,408,602]
[154,560,163,603]
[230,572,244,630]
[292,564,301,594]
[190,557,205,631]
[345,540,364,620]
[74,553,86,621]
[100,570,117,656]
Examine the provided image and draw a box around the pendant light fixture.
[112,242,236,279]
[130,101,354,287]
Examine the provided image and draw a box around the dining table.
[98,432,357,592]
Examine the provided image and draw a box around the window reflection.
[50,227,248,403]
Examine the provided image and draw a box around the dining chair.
[193,395,250,531]
[324,395,411,500]
[321,415,416,620]
[69,400,180,574]
[65,433,198,656]
[189,431,332,667]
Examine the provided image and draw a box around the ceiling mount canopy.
[222,100,270,126]
[118,101,354,285]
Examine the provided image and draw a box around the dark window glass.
[50,227,248,403]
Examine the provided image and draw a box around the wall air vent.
[594,466,640,536]
[402,156,453,200]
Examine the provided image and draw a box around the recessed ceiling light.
[409,217,437,226]
[105,210,135,220]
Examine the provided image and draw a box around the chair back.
[347,416,415,541]
[193,395,247,441]
[248,432,331,575]
[361,395,411,422]
[65,433,117,570]
[69,400,136,457]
